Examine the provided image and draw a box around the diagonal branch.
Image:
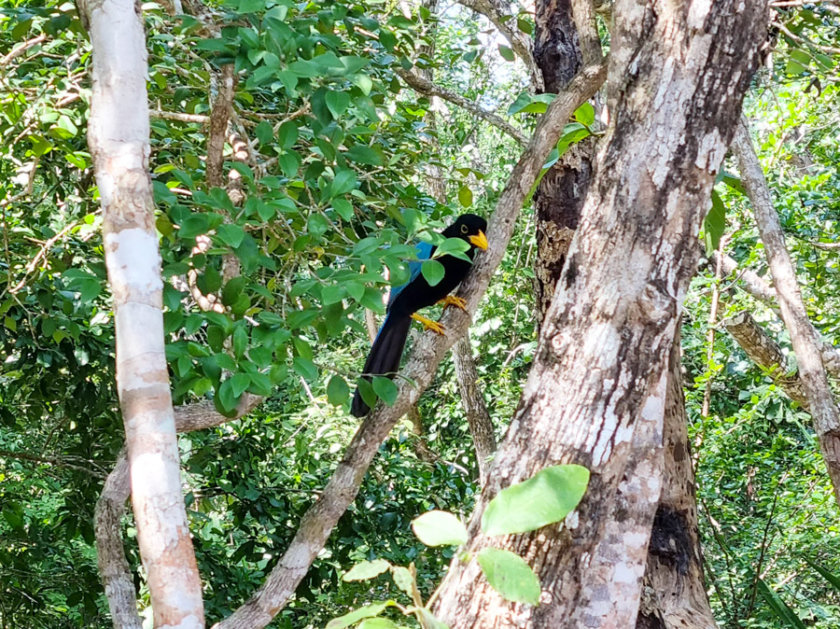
[396,68,529,146]
[213,61,608,629]
[732,118,840,505]
[723,311,810,408]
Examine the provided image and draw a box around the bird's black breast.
[388,253,473,318]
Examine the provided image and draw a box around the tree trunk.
[81,0,205,626]
[635,331,717,629]
[433,0,767,624]
[533,0,593,323]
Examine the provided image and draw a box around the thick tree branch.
[723,311,810,408]
[732,119,840,505]
[396,68,529,146]
[213,62,607,629]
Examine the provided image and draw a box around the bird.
[350,213,488,417]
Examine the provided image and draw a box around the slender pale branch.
[396,67,529,146]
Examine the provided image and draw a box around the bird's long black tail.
[351,313,412,417]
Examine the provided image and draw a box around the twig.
[396,68,529,146]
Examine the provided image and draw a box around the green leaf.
[421,259,445,287]
[278,121,298,149]
[508,93,556,116]
[325,602,395,629]
[216,223,245,248]
[477,548,540,605]
[330,169,358,197]
[372,376,398,406]
[325,90,350,119]
[411,510,467,546]
[327,375,350,406]
[416,608,451,629]
[293,356,318,380]
[343,559,391,581]
[498,44,515,62]
[332,198,354,220]
[346,145,383,165]
[390,566,414,597]
[754,578,806,629]
[703,190,726,254]
[481,464,589,536]
[574,102,596,127]
[358,619,400,629]
[458,185,473,208]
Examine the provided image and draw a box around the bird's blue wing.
[388,241,434,305]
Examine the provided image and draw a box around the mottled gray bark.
[636,332,717,629]
[453,338,497,484]
[433,0,767,624]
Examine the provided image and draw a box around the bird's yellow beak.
[469,230,488,251]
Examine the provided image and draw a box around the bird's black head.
[443,213,488,252]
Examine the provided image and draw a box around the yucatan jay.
[351,213,488,417]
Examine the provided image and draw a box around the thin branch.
[151,109,210,124]
[0,448,106,478]
[0,34,47,67]
[213,61,608,629]
[732,118,840,505]
[396,68,529,146]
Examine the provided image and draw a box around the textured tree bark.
[724,311,810,409]
[432,0,767,624]
[635,332,717,629]
[80,0,205,626]
[453,338,497,483]
[532,0,594,322]
[732,120,840,505]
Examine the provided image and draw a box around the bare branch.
[207,64,236,188]
[151,109,210,124]
[0,34,47,67]
[396,67,529,146]
[732,118,840,504]
[723,311,810,408]
[571,0,603,66]
[213,62,608,629]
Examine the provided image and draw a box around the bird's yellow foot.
[411,313,445,334]
[437,295,468,312]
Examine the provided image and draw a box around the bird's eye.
[461,224,468,234]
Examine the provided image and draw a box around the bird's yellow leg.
[437,295,468,312]
[411,313,445,335]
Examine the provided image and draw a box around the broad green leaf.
[498,44,515,62]
[421,259,445,287]
[390,565,414,597]
[481,464,589,536]
[477,548,541,605]
[415,609,450,629]
[327,375,350,406]
[216,223,245,248]
[278,121,298,149]
[346,145,383,165]
[325,602,394,629]
[508,92,556,116]
[703,190,726,254]
[358,619,400,629]
[372,376,398,405]
[342,558,391,581]
[326,90,350,118]
[331,169,358,197]
[458,185,473,208]
[574,102,596,127]
[411,510,467,547]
